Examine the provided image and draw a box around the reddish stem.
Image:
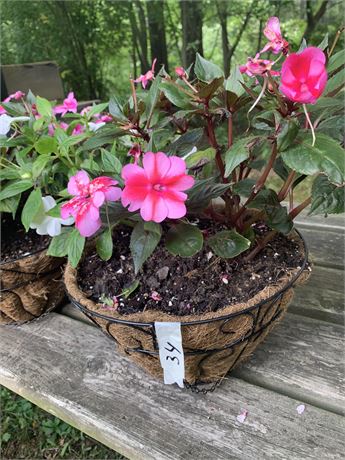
[289,196,311,219]
[278,170,296,201]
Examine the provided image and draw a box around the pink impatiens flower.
[261,17,289,55]
[280,47,327,104]
[4,90,25,102]
[54,92,78,116]
[61,170,121,237]
[175,66,186,78]
[121,151,194,223]
[240,54,280,77]
[134,58,157,89]
[0,105,6,115]
[72,123,85,135]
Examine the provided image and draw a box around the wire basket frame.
[68,229,309,388]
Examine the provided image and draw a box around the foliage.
[0,386,124,459]
[1,14,344,274]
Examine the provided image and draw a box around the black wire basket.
[65,229,310,388]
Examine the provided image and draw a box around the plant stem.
[182,76,198,93]
[289,196,311,219]
[248,76,267,114]
[278,170,296,201]
[205,104,226,181]
[234,139,278,222]
[244,230,277,262]
[303,104,316,146]
[328,26,345,59]
[227,114,237,183]
[130,79,138,114]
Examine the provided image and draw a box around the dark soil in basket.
[77,222,306,316]
[1,217,50,263]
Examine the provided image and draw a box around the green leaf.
[185,147,216,168]
[109,96,127,122]
[166,128,204,156]
[160,80,193,109]
[121,280,140,299]
[310,175,344,215]
[166,223,203,257]
[207,230,250,258]
[130,221,162,274]
[21,188,42,231]
[36,96,52,118]
[47,228,73,257]
[248,189,293,234]
[318,33,328,51]
[328,50,345,74]
[68,229,85,268]
[232,178,256,197]
[145,74,162,122]
[224,136,255,177]
[35,136,58,155]
[86,102,109,119]
[325,68,345,95]
[96,229,113,261]
[282,134,345,185]
[194,53,224,82]
[277,119,299,152]
[82,126,125,151]
[0,179,33,200]
[225,66,245,102]
[197,77,224,99]
[101,149,122,173]
[307,96,344,113]
[187,177,230,211]
[0,195,21,217]
[32,154,52,179]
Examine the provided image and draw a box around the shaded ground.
[0,386,124,459]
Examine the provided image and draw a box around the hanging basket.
[64,229,311,386]
[0,247,65,325]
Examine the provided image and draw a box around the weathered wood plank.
[290,265,344,323]
[0,314,344,460]
[298,227,344,269]
[60,304,344,414]
[234,313,344,415]
[294,212,344,233]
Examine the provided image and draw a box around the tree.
[304,0,329,40]
[146,1,169,71]
[215,0,258,75]
[180,0,203,69]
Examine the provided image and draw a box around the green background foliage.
[1,0,342,100]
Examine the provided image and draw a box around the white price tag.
[155,322,185,388]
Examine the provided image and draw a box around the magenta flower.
[240,54,280,77]
[121,151,194,223]
[261,17,289,55]
[72,123,85,135]
[4,91,25,103]
[134,59,157,89]
[175,66,186,78]
[0,105,6,115]
[61,170,121,237]
[280,47,327,104]
[54,92,78,116]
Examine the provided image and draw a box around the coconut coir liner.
[65,230,311,384]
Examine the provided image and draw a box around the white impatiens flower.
[30,196,74,237]
[0,114,30,136]
[88,121,106,132]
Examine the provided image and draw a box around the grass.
[0,386,125,460]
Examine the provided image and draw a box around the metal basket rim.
[68,228,308,328]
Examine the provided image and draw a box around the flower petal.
[140,192,168,223]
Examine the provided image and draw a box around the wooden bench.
[1,61,98,109]
[0,212,344,459]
